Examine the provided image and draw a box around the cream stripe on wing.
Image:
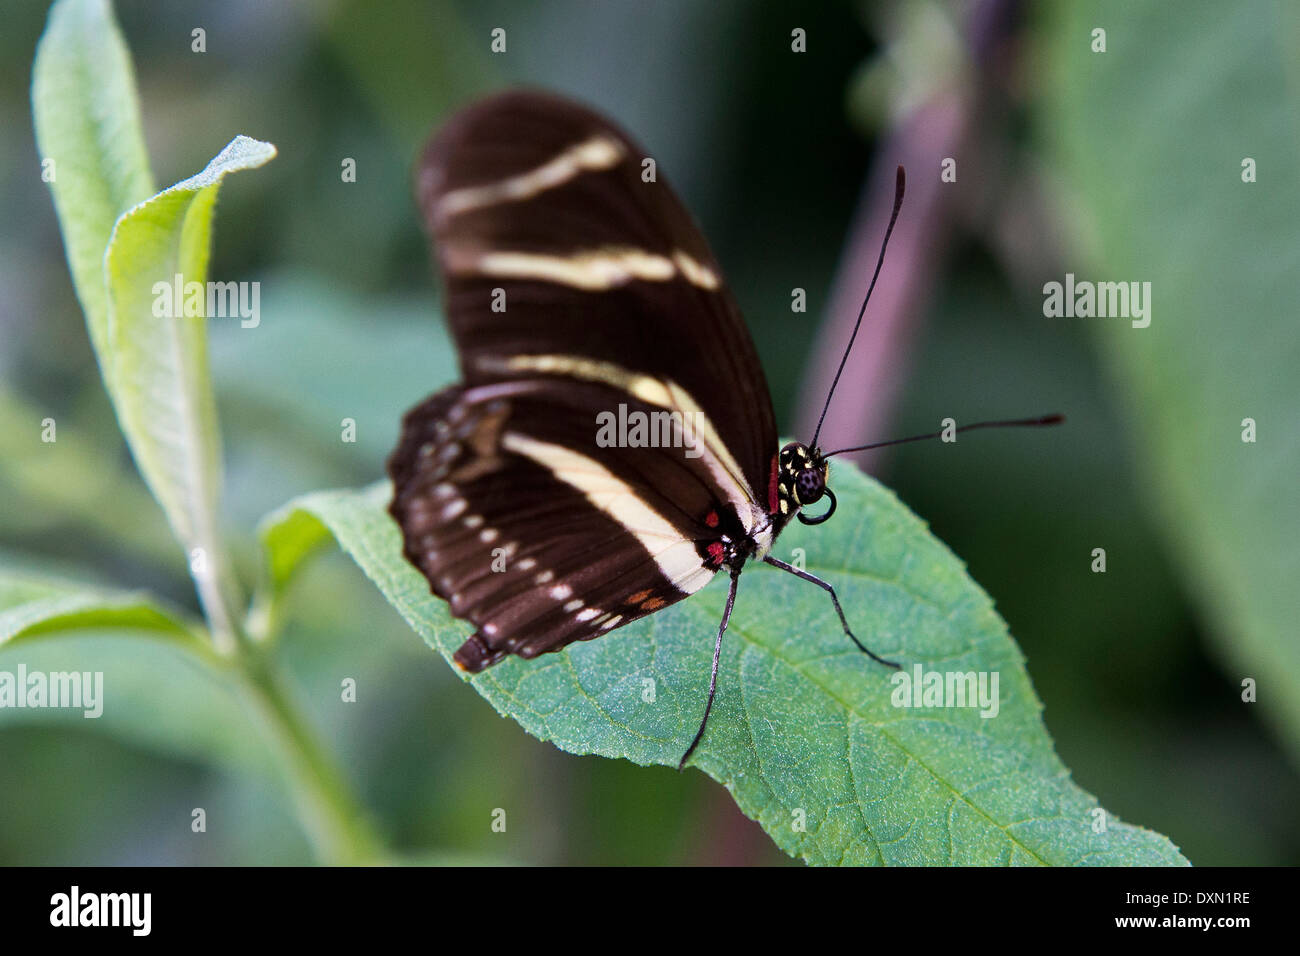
[501,432,714,595]
[448,246,720,292]
[434,135,625,223]
[480,353,767,551]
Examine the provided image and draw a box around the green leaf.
[33,0,277,639]
[1040,2,1300,758]
[0,566,207,658]
[247,501,336,641]
[263,472,1187,865]
[31,0,155,374]
[0,570,278,777]
[103,135,276,573]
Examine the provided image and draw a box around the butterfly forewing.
[391,90,780,670]
[415,89,777,494]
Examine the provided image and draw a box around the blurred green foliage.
[1,0,1296,864]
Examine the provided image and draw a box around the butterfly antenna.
[809,164,907,451]
[822,414,1064,459]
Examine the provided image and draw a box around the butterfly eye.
[795,467,825,505]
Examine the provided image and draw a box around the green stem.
[194,535,383,864]
[233,643,385,865]
[187,510,383,862]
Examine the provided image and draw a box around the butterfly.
[388,90,1060,768]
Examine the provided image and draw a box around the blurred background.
[1,0,1296,864]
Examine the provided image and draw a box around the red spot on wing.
[705,510,719,528]
[707,541,724,566]
[767,453,780,515]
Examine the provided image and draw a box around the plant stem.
[234,643,385,865]
[192,542,242,654]
[194,527,383,863]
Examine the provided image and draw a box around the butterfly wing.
[390,90,779,670]
[390,380,744,670]
[416,89,777,491]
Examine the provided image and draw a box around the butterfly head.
[778,442,836,526]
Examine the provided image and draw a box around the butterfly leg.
[762,555,900,668]
[678,566,742,771]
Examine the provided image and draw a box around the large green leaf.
[102,135,276,627]
[31,0,154,373]
[260,472,1187,865]
[1040,2,1300,758]
[33,0,277,639]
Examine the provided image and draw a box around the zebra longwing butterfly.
[388,90,1060,768]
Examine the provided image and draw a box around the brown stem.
[795,0,1018,471]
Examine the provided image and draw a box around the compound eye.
[795,468,824,505]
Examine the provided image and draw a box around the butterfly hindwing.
[389,380,750,669]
